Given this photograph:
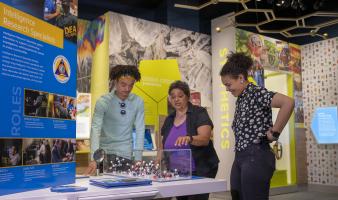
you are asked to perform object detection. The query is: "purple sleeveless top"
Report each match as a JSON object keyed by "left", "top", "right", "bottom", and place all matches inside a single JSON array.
[{"left": 164, "top": 120, "right": 195, "bottom": 171}]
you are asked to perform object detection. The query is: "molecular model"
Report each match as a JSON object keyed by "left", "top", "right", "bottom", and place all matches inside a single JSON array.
[{"left": 106, "top": 156, "right": 190, "bottom": 182}]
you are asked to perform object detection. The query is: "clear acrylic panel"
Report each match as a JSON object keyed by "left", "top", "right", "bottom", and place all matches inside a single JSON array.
[{"left": 102, "top": 149, "right": 192, "bottom": 182}]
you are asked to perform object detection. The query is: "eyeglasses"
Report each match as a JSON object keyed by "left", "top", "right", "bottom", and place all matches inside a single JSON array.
[{"left": 119, "top": 102, "right": 126, "bottom": 115}]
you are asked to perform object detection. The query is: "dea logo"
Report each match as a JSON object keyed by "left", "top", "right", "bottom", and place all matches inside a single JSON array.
[{"left": 53, "top": 55, "right": 71, "bottom": 83}]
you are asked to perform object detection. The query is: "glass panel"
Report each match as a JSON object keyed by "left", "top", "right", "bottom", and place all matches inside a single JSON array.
[
  {"left": 102, "top": 149, "right": 192, "bottom": 182},
  {"left": 265, "top": 70, "right": 293, "bottom": 187}
]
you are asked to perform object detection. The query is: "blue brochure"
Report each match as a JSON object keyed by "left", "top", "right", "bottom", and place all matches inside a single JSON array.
[
  {"left": 51, "top": 185, "right": 88, "bottom": 192},
  {"left": 76, "top": 175, "right": 90, "bottom": 179},
  {"left": 90, "top": 177, "right": 152, "bottom": 188}
]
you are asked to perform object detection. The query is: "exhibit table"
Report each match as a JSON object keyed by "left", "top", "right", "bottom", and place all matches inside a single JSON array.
[{"left": 1, "top": 177, "right": 226, "bottom": 200}]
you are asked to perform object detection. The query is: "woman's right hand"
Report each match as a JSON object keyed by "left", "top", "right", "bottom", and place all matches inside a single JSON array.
[
  {"left": 83, "top": 160, "right": 97, "bottom": 176},
  {"left": 175, "top": 136, "right": 191, "bottom": 147}
]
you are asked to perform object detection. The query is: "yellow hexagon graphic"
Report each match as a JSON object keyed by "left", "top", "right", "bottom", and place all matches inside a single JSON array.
[{"left": 132, "top": 59, "right": 181, "bottom": 130}]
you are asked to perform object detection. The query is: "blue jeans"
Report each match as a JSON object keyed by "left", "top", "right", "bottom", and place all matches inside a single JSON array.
[{"left": 231, "top": 144, "right": 275, "bottom": 200}]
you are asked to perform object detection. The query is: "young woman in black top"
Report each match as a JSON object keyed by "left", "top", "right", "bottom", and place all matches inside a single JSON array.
[{"left": 220, "top": 53, "right": 294, "bottom": 200}]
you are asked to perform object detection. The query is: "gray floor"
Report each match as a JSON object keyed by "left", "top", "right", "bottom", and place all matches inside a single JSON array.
[
  {"left": 269, "top": 191, "right": 338, "bottom": 200},
  {"left": 209, "top": 191, "right": 338, "bottom": 200}
]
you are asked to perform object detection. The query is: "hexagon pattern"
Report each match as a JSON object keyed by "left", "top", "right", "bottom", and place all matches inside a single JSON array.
[{"left": 175, "top": 0, "right": 338, "bottom": 38}]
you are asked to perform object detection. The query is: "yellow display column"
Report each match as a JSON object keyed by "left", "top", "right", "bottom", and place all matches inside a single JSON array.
[{"left": 90, "top": 14, "right": 110, "bottom": 114}]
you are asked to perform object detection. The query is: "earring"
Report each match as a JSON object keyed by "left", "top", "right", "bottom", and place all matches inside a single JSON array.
[{"left": 240, "top": 80, "right": 244, "bottom": 84}]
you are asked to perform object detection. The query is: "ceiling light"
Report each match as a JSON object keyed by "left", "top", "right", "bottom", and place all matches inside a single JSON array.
[
  {"left": 216, "top": 27, "right": 222, "bottom": 32},
  {"left": 298, "top": 0, "right": 306, "bottom": 10},
  {"left": 313, "top": 0, "right": 320, "bottom": 9},
  {"left": 313, "top": 0, "right": 325, "bottom": 10},
  {"left": 282, "top": 0, "right": 292, "bottom": 8},
  {"left": 323, "top": 33, "right": 328, "bottom": 39},
  {"left": 310, "top": 29, "right": 317, "bottom": 36},
  {"left": 276, "top": 0, "right": 284, "bottom": 7},
  {"left": 291, "top": 0, "right": 298, "bottom": 9}
]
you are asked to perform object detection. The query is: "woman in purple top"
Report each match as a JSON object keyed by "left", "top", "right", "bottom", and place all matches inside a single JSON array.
[{"left": 161, "top": 80, "right": 219, "bottom": 200}]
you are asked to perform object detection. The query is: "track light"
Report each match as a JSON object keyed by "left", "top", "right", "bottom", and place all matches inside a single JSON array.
[
  {"left": 275, "top": 0, "right": 307, "bottom": 10},
  {"left": 310, "top": 30, "right": 328, "bottom": 40},
  {"left": 291, "top": 0, "right": 298, "bottom": 9},
  {"left": 313, "top": 0, "right": 325, "bottom": 10},
  {"left": 276, "top": 0, "right": 284, "bottom": 7},
  {"left": 310, "top": 29, "right": 317, "bottom": 36},
  {"left": 298, "top": 0, "right": 306, "bottom": 10},
  {"left": 283, "top": 0, "right": 292, "bottom": 8},
  {"left": 212, "top": 0, "right": 219, "bottom": 4},
  {"left": 323, "top": 33, "right": 328, "bottom": 39}
]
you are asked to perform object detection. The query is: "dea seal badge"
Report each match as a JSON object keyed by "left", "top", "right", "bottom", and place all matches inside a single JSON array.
[{"left": 53, "top": 55, "right": 71, "bottom": 83}]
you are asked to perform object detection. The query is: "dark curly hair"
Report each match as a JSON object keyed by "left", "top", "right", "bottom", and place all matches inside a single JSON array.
[
  {"left": 219, "top": 52, "right": 253, "bottom": 80},
  {"left": 168, "top": 80, "right": 190, "bottom": 98},
  {"left": 109, "top": 65, "right": 141, "bottom": 81}
]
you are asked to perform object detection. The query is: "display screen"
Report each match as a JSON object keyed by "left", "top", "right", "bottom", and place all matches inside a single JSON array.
[{"left": 132, "top": 128, "right": 154, "bottom": 150}]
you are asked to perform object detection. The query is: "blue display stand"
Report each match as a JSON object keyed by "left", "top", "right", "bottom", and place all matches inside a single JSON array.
[{"left": 0, "top": 1, "right": 77, "bottom": 196}]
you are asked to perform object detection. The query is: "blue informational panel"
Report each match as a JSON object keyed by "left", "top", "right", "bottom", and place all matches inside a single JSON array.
[
  {"left": 311, "top": 107, "right": 338, "bottom": 144},
  {"left": 0, "top": 1, "right": 77, "bottom": 196}
]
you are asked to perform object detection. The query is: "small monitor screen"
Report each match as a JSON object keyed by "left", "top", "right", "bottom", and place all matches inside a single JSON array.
[{"left": 132, "top": 128, "right": 154, "bottom": 150}]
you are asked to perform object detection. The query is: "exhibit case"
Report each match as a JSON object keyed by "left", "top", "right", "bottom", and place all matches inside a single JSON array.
[{"left": 101, "top": 149, "right": 192, "bottom": 182}]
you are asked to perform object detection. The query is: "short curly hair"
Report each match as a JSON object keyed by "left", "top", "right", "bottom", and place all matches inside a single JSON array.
[
  {"left": 219, "top": 52, "right": 253, "bottom": 80},
  {"left": 109, "top": 65, "right": 141, "bottom": 81},
  {"left": 168, "top": 80, "right": 190, "bottom": 98}
]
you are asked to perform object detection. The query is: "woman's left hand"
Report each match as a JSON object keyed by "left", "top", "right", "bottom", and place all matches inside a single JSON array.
[
  {"left": 175, "top": 136, "right": 191, "bottom": 147},
  {"left": 266, "top": 130, "right": 274, "bottom": 142},
  {"left": 266, "top": 128, "right": 277, "bottom": 142}
]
